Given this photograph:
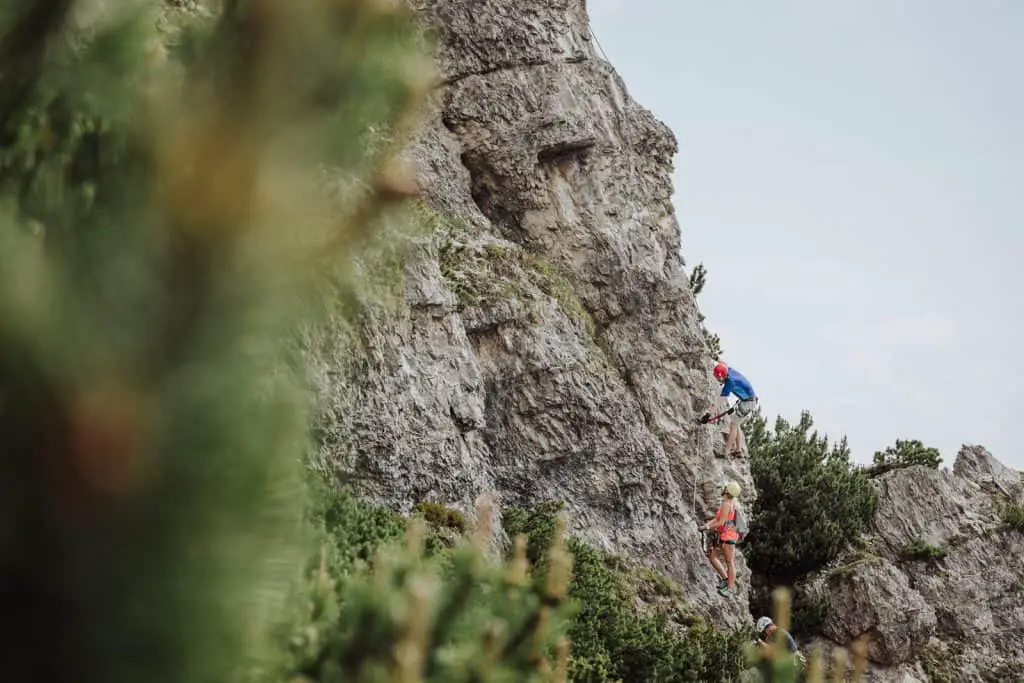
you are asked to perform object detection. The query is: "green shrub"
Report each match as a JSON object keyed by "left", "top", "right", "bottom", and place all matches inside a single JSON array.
[
  {"left": 312, "top": 479, "right": 407, "bottom": 569},
  {"left": 503, "top": 501, "right": 750, "bottom": 682},
  {"left": 435, "top": 224, "right": 594, "bottom": 336},
  {"left": 998, "top": 502, "right": 1024, "bottom": 532},
  {"left": 414, "top": 500, "right": 468, "bottom": 533},
  {"left": 268, "top": 487, "right": 575, "bottom": 683},
  {"left": 743, "top": 412, "right": 878, "bottom": 585},
  {"left": 900, "top": 540, "right": 948, "bottom": 563},
  {"left": 866, "top": 438, "right": 942, "bottom": 476},
  {"left": 824, "top": 550, "right": 883, "bottom": 583},
  {"left": 789, "top": 590, "right": 829, "bottom": 637}
]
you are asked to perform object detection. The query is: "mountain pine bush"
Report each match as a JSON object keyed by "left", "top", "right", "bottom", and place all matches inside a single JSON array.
[
  {"left": 743, "top": 412, "right": 878, "bottom": 584},
  {"left": 866, "top": 438, "right": 942, "bottom": 476},
  {"left": 263, "top": 480, "right": 576, "bottom": 683}
]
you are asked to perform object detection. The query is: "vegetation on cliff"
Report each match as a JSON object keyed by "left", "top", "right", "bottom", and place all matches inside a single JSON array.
[
  {"left": 865, "top": 438, "right": 943, "bottom": 477},
  {"left": 744, "top": 412, "right": 879, "bottom": 586},
  {"left": 742, "top": 411, "right": 877, "bottom": 642}
]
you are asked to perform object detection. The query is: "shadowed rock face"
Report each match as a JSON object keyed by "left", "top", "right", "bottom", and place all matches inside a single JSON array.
[
  {"left": 305, "top": 0, "right": 755, "bottom": 627},
  {"left": 805, "top": 445, "right": 1024, "bottom": 682}
]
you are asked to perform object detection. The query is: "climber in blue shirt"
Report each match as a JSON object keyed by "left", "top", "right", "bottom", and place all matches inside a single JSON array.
[
  {"left": 755, "top": 617, "right": 805, "bottom": 670},
  {"left": 701, "top": 362, "right": 758, "bottom": 457}
]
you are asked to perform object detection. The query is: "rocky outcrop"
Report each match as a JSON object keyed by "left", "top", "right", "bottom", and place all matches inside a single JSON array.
[
  {"left": 820, "top": 558, "right": 937, "bottom": 666},
  {"left": 805, "top": 446, "right": 1024, "bottom": 682},
  {"left": 954, "top": 444, "right": 1024, "bottom": 500},
  {"left": 303, "top": 0, "right": 754, "bottom": 627}
]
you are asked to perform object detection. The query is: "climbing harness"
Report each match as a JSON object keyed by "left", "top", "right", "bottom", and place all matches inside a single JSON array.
[{"left": 700, "top": 527, "right": 721, "bottom": 553}]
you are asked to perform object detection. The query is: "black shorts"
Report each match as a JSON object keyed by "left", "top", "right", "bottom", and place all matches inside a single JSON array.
[{"left": 707, "top": 532, "right": 735, "bottom": 548}]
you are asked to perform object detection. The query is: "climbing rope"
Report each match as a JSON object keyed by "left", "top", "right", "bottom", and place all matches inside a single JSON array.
[{"left": 588, "top": 25, "right": 611, "bottom": 62}]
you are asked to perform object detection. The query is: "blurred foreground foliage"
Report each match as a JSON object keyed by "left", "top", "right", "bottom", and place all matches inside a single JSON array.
[
  {"left": 268, "top": 480, "right": 577, "bottom": 683},
  {"left": 0, "top": 0, "right": 431, "bottom": 680}
]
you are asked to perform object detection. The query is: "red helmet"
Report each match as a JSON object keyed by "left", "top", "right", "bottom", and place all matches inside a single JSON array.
[{"left": 713, "top": 362, "right": 728, "bottom": 381}]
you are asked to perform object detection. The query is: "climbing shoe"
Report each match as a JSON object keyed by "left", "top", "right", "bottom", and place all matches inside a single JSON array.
[
  {"left": 717, "top": 584, "right": 733, "bottom": 597},
  {"left": 717, "top": 577, "right": 728, "bottom": 591}
]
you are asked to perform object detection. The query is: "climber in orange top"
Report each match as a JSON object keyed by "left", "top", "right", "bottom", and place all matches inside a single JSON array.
[{"left": 703, "top": 480, "right": 741, "bottom": 597}]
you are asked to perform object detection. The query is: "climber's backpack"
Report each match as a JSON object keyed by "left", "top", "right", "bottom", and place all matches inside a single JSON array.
[{"left": 734, "top": 504, "right": 749, "bottom": 542}]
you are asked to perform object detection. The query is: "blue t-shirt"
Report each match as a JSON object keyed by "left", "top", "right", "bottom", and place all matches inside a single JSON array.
[
  {"left": 720, "top": 367, "right": 756, "bottom": 400},
  {"left": 773, "top": 629, "right": 798, "bottom": 653}
]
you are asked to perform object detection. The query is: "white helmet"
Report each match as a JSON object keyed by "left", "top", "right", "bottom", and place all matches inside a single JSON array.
[{"left": 756, "top": 616, "right": 773, "bottom": 633}]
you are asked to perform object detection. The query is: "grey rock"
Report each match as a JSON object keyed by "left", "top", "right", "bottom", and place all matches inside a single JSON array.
[
  {"left": 869, "top": 464, "right": 992, "bottom": 555},
  {"left": 800, "top": 639, "right": 933, "bottom": 683},
  {"left": 817, "top": 558, "right": 936, "bottom": 666},
  {"left": 953, "top": 443, "right": 1024, "bottom": 501},
  {"left": 302, "top": 0, "right": 755, "bottom": 628},
  {"left": 808, "top": 446, "right": 1024, "bottom": 680}
]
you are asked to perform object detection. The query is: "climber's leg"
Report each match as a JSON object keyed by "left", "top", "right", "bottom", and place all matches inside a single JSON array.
[
  {"left": 722, "top": 542, "right": 736, "bottom": 593},
  {"left": 728, "top": 398, "right": 756, "bottom": 456},
  {"left": 711, "top": 557, "right": 728, "bottom": 590},
  {"left": 706, "top": 541, "right": 727, "bottom": 582},
  {"left": 726, "top": 421, "right": 741, "bottom": 455},
  {"left": 706, "top": 547, "right": 726, "bottom": 580}
]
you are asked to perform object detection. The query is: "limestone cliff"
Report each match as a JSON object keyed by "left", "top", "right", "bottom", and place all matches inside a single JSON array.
[
  {"left": 803, "top": 445, "right": 1024, "bottom": 682},
  {"left": 304, "top": 0, "right": 755, "bottom": 628}
]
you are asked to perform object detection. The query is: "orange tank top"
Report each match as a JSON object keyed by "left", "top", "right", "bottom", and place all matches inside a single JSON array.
[{"left": 717, "top": 503, "right": 738, "bottom": 541}]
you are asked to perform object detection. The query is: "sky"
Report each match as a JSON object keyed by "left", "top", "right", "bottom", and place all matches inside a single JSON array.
[{"left": 587, "top": 0, "right": 1024, "bottom": 470}]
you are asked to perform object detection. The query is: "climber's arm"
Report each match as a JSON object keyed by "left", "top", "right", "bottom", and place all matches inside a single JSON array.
[{"left": 704, "top": 508, "right": 722, "bottom": 530}]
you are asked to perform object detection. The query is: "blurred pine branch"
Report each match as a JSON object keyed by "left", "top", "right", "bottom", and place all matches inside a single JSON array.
[{"left": 0, "top": 1, "right": 431, "bottom": 681}]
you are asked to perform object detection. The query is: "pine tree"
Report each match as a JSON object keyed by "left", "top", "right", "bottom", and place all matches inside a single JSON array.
[
  {"left": 867, "top": 438, "right": 942, "bottom": 476},
  {"left": 688, "top": 262, "right": 722, "bottom": 359},
  {"left": 268, "top": 493, "right": 576, "bottom": 683},
  {"left": 743, "top": 412, "right": 878, "bottom": 583}
]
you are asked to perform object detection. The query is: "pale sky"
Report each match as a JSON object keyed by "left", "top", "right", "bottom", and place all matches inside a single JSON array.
[{"left": 588, "top": 1, "right": 1023, "bottom": 470}]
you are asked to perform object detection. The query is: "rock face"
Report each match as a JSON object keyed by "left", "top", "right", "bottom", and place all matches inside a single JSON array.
[
  {"left": 305, "top": 0, "right": 755, "bottom": 627},
  {"left": 805, "top": 446, "right": 1024, "bottom": 682},
  {"left": 820, "top": 559, "right": 937, "bottom": 666}
]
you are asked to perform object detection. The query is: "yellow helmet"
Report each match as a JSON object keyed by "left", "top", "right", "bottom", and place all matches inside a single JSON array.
[{"left": 723, "top": 481, "right": 741, "bottom": 498}]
